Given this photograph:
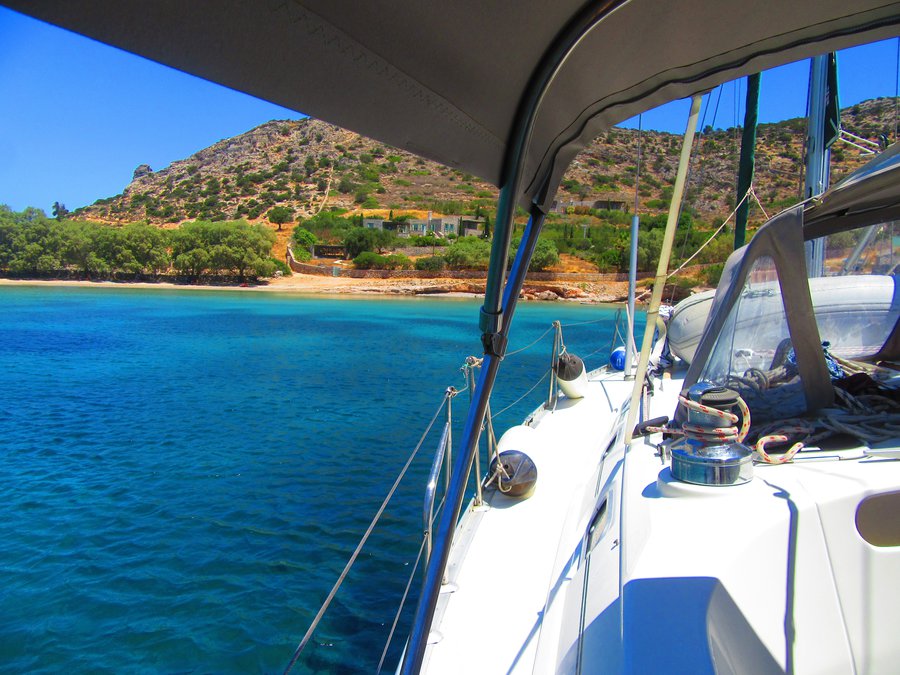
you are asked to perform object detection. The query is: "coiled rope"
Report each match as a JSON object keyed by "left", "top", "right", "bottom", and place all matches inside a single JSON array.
[
  {"left": 645, "top": 393, "right": 808, "bottom": 464},
  {"left": 679, "top": 395, "right": 751, "bottom": 445}
]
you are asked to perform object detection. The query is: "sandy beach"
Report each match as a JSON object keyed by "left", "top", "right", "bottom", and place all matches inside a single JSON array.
[{"left": 0, "top": 274, "right": 633, "bottom": 303}]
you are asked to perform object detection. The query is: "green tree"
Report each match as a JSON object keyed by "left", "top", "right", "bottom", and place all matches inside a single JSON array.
[
  {"left": 52, "top": 202, "right": 69, "bottom": 221},
  {"left": 527, "top": 238, "right": 560, "bottom": 271},
  {"left": 343, "top": 227, "right": 379, "bottom": 258},
  {"left": 298, "top": 210, "right": 355, "bottom": 241},
  {"left": 173, "top": 247, "right": 210, "bottom": 279},
  {"left": 509, "top": 236, "right": 559, "bottom": 272},
  {"left": 58, "top": 222, "right": 97, "bottom": 278},
  {"left": 170, "top": 220, "right": 275, "bottom": 280},
  {"left": 444, "top": 237, "right": 491, "bottom": 270},
  {"left": 0, "top": 210, "right": 63, "bottom": 274},
  {"left": 121, "top": 222, "right": 170, "bottom": 275},
  {"left": 292, "top": 226, "right": 318, "bottom": 261},
  {"left": 267, "top": 205, "right": 293, "bottom": 231}
]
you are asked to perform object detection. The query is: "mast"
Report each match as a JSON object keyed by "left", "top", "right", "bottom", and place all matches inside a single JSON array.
[
  {"left": 624, "top": 116, "right": 643, "bottom": 378},
  {"left": 804, "top": 53, "right": 839, "bottom": 276},
  {"left": 734, "top": 73, "right": 761, "bottom": 249}
]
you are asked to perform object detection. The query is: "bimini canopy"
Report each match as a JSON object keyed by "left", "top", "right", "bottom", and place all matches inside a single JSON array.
[{"left": 4, "top": 1, "right": 900, "bottom": 208}]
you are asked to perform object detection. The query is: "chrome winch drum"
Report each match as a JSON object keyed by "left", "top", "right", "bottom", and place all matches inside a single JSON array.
[{"left": 671, "top": 382, "right": 754, "bottom": 487}]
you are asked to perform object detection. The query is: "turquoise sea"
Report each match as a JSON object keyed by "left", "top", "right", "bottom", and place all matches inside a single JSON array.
[{"left": 0, "top": 285, "right": 639, "bottom": 673}]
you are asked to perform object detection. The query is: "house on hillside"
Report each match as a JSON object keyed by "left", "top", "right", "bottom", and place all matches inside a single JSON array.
[
  {"left": 593, "top": 193, "right": 631, "bottom": 211},
  {"left": 428, "top": 215, "right": 460, "bottom": 236},
  {"left": 392, "top": 215, "right": 467, "bottom": 237},
  {"left": 362, "top": 218, "right": 384, "bottom": 229},
  {"left": 460, "top": 217, "right": 485, "bottom": 237},
  {"left": 408, "top": 218, "right": 429, "bottom": 235},
  {"left": 552, "top": 193, "right": 630, "bottom": 213},
  {"left": 382, "top": 220, "right": 410, "bottom": 236}
]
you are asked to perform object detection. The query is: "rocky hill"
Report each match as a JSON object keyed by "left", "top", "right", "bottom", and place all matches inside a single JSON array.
[{"left": 73, "top": 98, "right": 899, "bottom": 229}]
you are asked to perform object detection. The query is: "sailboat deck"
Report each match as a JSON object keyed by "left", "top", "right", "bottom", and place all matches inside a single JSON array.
[
  {"left": 422, "top": 368, "right": 900, "bottom": 673},
  {"left": 422, "top": 370, "right": 637, "bottom": 673}
]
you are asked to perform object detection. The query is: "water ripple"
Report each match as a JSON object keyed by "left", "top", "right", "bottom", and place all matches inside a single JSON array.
[{"left": 0, "top": 286, "right": 626, "bottom": 672}]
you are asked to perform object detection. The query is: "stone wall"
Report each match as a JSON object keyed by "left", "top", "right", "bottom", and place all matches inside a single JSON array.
[{"left": 394, "top": 246, "right": 449, "bottom": 257}]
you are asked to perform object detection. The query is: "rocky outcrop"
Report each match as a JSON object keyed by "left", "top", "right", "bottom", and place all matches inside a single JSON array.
[{"left": 132, "top": 164, "right": 153, "bottom": 180}]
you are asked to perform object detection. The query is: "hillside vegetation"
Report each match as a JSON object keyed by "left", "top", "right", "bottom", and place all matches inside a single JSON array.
[
  {"left": 13, "top": 97, "right": 899, "bottom": 280},
  {"left": 74, "top": 98, "right": 895, "bottom": 225},
  {"left": 0, "top": 207, "right": 286, "bottom": 282}
]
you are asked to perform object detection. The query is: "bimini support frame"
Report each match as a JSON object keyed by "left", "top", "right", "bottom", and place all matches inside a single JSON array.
[
  {"left": 623, "top": 93, "right": 703, "bottom": 444},
  {"left": 401, "top": 1, "right": 628, "bottom": 672}
]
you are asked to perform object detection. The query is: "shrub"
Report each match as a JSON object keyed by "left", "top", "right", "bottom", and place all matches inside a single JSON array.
[
  {"left": 270, "top": 257, "right": 292, "bottom": 275},
  {"left": 353, "top": 251, "right": 386, "bottom": 269},
  {"left": 445, "top": 237, "right": 491, "bottom": 269},
  {"left": 703, "top": 263, "right": 724, "bottom": 286},
  {"left": 527, "top": 238, "right": 560, "bottom": 271},
  {"left": 509, "top": 237, "right": 559, "bottom": 271},
  {"left": 415, "top": 256, "right": 446, "bottom": 271},
  {"left": 361, "top": 196, "right": 380, "bottom": 209},
  {"left": 383, "top": 253, "right": 412, "bottom": 270},
  {"left": 408, "top": 235, "right": 447, "bottom": 247}
]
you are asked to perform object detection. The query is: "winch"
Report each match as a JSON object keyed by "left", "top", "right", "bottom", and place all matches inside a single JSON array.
[{"left": 670, "top": 382, "right": 754, "bottom": 486}]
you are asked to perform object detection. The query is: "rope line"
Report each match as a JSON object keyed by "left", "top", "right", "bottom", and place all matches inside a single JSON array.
[
  {"left": 748, "top": 185, "right": 769, "bottom": 220},
  {"left": 635, "top": 185, "right": 756, "bottom": 303},
  {"left": 646, "top": 393, "right": 813, "bottom": 465},
  {"left": 559, "top": 317, "right": 613, "bottom": 328},
  {"left": 506, "top": 325, "right": 554, "bottom": 357},
  {"left": 490, "top": 369, "right": 550, "bottom": 420}
]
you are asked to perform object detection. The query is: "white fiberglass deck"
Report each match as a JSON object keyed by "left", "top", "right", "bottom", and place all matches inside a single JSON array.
[
  {"left": 421, "top": 369, "right": 636, "bottom": 673},
  {"left": 421, "top": 368, "right": 900, "bottom": 673}
]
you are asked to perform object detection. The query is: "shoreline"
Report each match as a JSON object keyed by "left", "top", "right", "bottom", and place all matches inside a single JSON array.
[{"left": 0, "top": 274, "right": 634, "bottom": 304}]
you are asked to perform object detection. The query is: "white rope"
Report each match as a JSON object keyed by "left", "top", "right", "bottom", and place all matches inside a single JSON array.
[
  {"left": 661, "top": 189, "right": 749, "bottom": 284},
  {"left": 634, "top": 183, "right": 773, "bottom": 303},
  {"left": 748, "top": 185, "right": 769, "bottom": 221}
]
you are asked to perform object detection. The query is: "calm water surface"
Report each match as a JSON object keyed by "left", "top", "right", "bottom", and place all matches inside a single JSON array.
[{"left": 0, "top": 285, "right": 639, "bottom": 673}]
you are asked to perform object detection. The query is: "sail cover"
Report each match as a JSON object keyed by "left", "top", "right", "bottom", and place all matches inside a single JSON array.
[{"left": 3, "top": 0, "right": 900, "bottom": 208}]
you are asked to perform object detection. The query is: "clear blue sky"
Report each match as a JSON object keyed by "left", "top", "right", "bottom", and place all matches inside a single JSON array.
[{"left": 1, "top": 6, "right": 899, "bottom": 213}]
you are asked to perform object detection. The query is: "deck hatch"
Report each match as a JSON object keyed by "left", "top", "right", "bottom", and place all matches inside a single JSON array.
[{"left": 856, "top": 491, "right": 900, "bottom": 546}]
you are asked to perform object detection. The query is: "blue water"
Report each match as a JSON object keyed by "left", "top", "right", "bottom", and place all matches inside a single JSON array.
[{"left": 0, "top": 286, "right": 639, "bottom": 673}]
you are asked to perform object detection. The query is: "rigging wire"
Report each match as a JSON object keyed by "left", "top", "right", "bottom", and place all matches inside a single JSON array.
[
  {"left": 633, "top": 112, "right": 643, "bottom": 215},
  {"left": 505, "top": 325, "right": 555, "bottom": 357},
  {"left": 634, "top": 184, "right": 760, "bottom": 303},
  {"left": 490, "top": 369, "right": 551, "bottom": 420},
  {"left": 375, "top": 536, "right": 427, "bottom": 674},
  {"left": 559, "top": 317, "right": 615, "bottom": 328},
  {"left": 282, "top": 393, "right": 451, "bottom": 675},
  {"left": 895, "top": 36, "right": 900, "bottom": 142}
]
